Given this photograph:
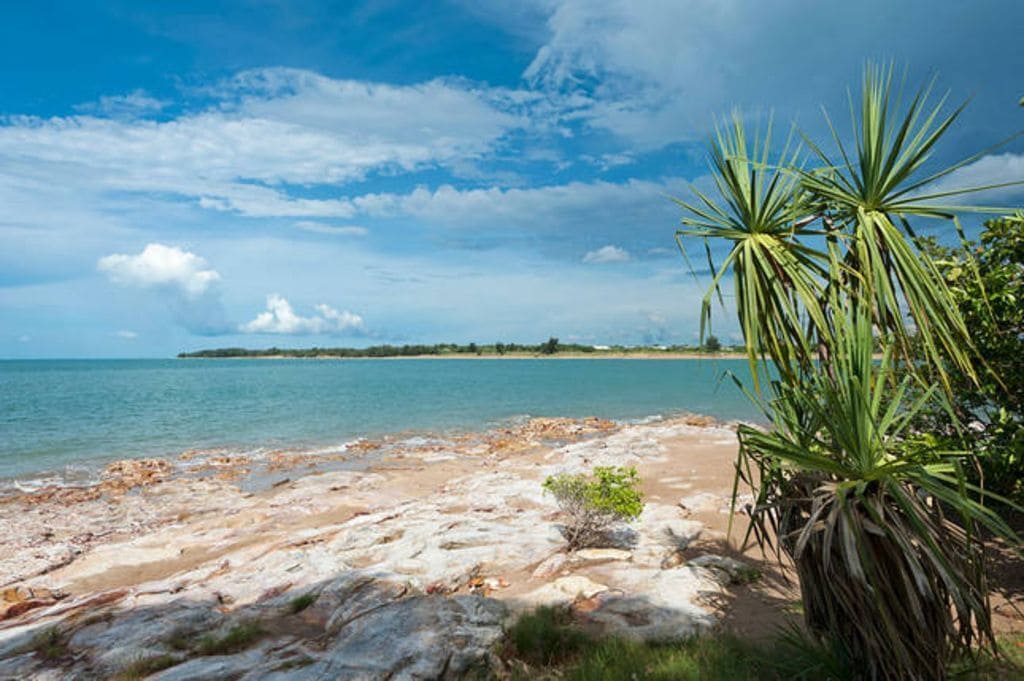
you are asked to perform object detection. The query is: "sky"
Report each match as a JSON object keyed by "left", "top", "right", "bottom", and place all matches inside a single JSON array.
[{"left": 1, "top": 0, "right": 1022, "bottom": 358}]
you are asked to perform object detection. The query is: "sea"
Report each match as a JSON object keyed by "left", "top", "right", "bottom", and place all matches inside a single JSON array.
[{"left": 0, "top": 358, "right": 760, "bottom": 490}]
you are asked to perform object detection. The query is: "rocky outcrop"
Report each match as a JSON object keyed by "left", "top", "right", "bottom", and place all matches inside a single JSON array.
[{"left": 0, "top": 416, "right": 749, "bottom": 680}]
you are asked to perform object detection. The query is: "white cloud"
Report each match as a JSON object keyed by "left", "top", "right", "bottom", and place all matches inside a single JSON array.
[
  {"left": 515, "top": 0, "right": 1022, "bottom": 150},
  {"left": 583, "top": 244, "right": 631, "bottom": 263},
  {"left": 354, "top": 177, "right": 688, "bottom": 233},
  {"left": 76, "top": 89, "right": 168, "bottom": 118},
  {"left": 240, "top": 294, "right": 366, "bottom": 335},
  {"left": 923, "top": 153, "right": 1024, "bottom": 203},
  {"left": 116, "top": 330, "right": 138, "bottom": 339},
  {"left": 97, "top": 243, "right": 221, "bottom": 298},
  {"left": 294, "top": 221, "right": 369, "bottom": 236},
  {"left": 0, "top": 68, "right": 531, "bottom": 219}
]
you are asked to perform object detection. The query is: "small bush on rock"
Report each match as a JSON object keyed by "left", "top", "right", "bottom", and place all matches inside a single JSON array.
[{"left": 543, "top": 466, "right": 643, "bottom": 550}]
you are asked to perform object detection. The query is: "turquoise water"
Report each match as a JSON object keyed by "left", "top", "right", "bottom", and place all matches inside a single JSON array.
[{"left": 0, "top": 358, "right": 758, "bottom": 483}]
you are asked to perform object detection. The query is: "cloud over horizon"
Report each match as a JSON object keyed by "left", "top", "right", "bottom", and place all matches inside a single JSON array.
[
  {"left": 240, "top": 294, "right": 367, "bottom": 336},
  {"left": 97, "top": 243, "right": 221, "bottom": 298},
  {"left": 1, "top": 0, "right": 1021, "bottom": 357}
]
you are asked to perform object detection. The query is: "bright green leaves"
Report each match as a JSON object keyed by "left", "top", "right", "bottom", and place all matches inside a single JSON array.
[
  {"left": 674, "top": 113, "right": 828, "bottom": 388},
  {"left": 543, "top": 466, "right": 644, "bottom": 551}
]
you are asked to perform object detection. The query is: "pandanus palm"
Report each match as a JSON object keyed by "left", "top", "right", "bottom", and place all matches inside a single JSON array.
[{"left": 675, "top": 65, "right": 1022, "bottom": 679}]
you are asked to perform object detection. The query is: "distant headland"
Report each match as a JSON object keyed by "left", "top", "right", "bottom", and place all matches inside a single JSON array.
[{"left": 177, "top": 336, "right": 742, "bottom": 359}]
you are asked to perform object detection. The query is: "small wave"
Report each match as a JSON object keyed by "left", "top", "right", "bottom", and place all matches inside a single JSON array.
[{"left": 626, "top": 413, "right": 665, "bottom": 425}]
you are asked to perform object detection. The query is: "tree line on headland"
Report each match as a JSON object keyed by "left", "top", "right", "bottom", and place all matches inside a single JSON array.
[{"left": 177, "top": 336, "right": 731, "bottom": 358}]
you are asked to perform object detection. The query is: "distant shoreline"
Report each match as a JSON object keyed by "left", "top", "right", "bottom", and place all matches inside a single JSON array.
[{"left": 178, "top": 351, "right": 746, "bottom": 361}]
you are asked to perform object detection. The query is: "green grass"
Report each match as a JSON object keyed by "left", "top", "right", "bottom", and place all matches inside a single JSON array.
[
  {"left": 194, "top": 620, "right": 265, "bottom": 656},
  {"left": 286, "top": 592, "right": 318, "bottom": 614},
  {"left": 26, "top": 626, "right": 69, "bottom": 662},
  {"left": 505, "top": 607, "right": 775, "bottom": 679},
  {"left": 504, "top": 608, "right": 1023, "bottom": 680},
  {"left": 164, "top": 626, "right": 196, "bottom": 652},
  {"left": 505, "top": 606, "right": 591, "bottom": 666},
  {"left": 952, "top": 634, "right": 1024, "bottom": 680},
  {"left": 731, "top": 566, "right": 763, "bottom": 585},
  {"left": 562, "top": 636, "right": 771, "bottom": 681},
  {"left": 115, "top": 654, "right": 180, "bottom": 679}
]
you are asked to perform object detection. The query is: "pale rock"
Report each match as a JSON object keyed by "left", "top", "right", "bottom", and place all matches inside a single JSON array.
[
  {"left": 678, "top": 492, "right": 722, "bottom": 513},
  {"left": 521, "top": 575, "right": 608, "bottom": 607},
  {"left": 571, "top": 548, "right": 631, "bottom": 563},
  {"left": 687, "top": 554, "right": 754, "bottom": 584},
  {"left": 531, "top": 553, "right": 567, "bottom": 578},
  {"left": 69, "top": 601, "right": 223, "bottom": 672},
  {"left": 0, "top": 652, "right": 39, "bottom": 680},
  {"left": 581, "top": 564, "right": 719, "bottom": 641},
  {"left": 630, "top": 504, "right": 704, "bottom": 567},
  {"left": 151, "top": 648, "right": 267, "bottom": 681},
  {"left": 302, "top": 595, "right": 506, "bottom": 680}
]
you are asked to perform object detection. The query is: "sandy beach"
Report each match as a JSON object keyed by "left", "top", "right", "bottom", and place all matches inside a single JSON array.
[
  {"left": 0, "top": 415, "right": 783, "bottom": 678},
  {"left": 0, "top": 415, "right": 1019, "bottom": 679}
]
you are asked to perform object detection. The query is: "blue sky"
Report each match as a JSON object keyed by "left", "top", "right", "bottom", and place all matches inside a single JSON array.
[{"left": 1, "top": 1, "right": 1022, "bottom": 358}]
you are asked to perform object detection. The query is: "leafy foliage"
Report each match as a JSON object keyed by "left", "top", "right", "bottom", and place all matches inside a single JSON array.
[
  {"left": 543, "top": 466, "right": 643, "bottom": 551},
  {"left": 541, "top": 337, "right": 560, "bottom": 355},
  {"left": 675, "top": 64, "right": 1022, "bottom": 680},
  {"left": 912, "top": 215, "right": 1024, "bottom": 503}
]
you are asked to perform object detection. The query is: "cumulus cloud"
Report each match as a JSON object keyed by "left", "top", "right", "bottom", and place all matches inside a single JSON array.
[
  {"left": 294, "top": 221, "right": 369, "bottom": 236},
  {"left": 241, "top": 294, "right": 367, "bottom": 335},
  {"left": 583, "top": 245, "right": 631, "bottom": 263},
  {"left": 97, "top": 244, "right": 230, "bottom": 335},
  {"left": 97, "top": 243, "right": 221, "bottom": 298}
]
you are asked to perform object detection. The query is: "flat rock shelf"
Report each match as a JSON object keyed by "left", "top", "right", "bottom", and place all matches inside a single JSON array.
[{"left": 0, "top": 415, "right": 777, "bottom": 680}]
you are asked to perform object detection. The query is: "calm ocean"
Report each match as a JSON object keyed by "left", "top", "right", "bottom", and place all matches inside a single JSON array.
[{"left": 0, "top": 358, "right": 758, "bottom": 484}]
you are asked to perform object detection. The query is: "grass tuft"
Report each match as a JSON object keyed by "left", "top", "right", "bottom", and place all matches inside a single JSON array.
[
  {"left": 195, "top": 620, "right": 265, "bottom": 656},
  {"left": 115, "top": 654, "right": 180, "bottom": 680},
  {"left": 163, "top": 626, "right": 196, "bottom": 652},
  {"left": 731, "top": 566, "right": 763, "bottom": 585},
  {"left": 505, "top": 606, "right": 591, "bottom": 666},
  {"left": 28, "top": 626, "right": 69, "bottom": 661},
  {"left": 286, "top": 592, "right": 318, "bottom": 614}
]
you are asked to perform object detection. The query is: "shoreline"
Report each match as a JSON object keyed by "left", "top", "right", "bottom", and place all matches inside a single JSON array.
[
  {"left": 0, "top": 411, "right": 722, "bottom": 498},
  {"left": 178, "top": 352, "right": 748, "bottom": 360},
  {"left": 0, "top": 413, "right": 1018, "bottom": 679},
  {"left": 0, "top": 414, "right": 788, "bottom": 677},
  {"left": 0, "top": 405, "right": 765, "bottom": 497}
]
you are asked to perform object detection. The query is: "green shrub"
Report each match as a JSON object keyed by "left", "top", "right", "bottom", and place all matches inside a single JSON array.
[{"left": 543, "top": 466, "right": 643, "bottom": 550}]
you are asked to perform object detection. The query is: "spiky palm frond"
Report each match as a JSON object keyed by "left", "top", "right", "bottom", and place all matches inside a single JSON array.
[
  {"left": 799, "top": 63, "right": 1022, "bottom": 387},
  {"left": 735, "top": 303, "right": 1019, "bottom": 680},
  {"left": 674, "top": 113, "right": 829, "bottom": 387}
]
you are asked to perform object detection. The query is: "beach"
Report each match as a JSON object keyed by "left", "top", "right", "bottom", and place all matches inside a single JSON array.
[
  {"left": 0, "top": 414, "right": 804, "bottom": 678},
  {"left": 2, "top": 412, "right": 1021, "bottom": 679}
]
